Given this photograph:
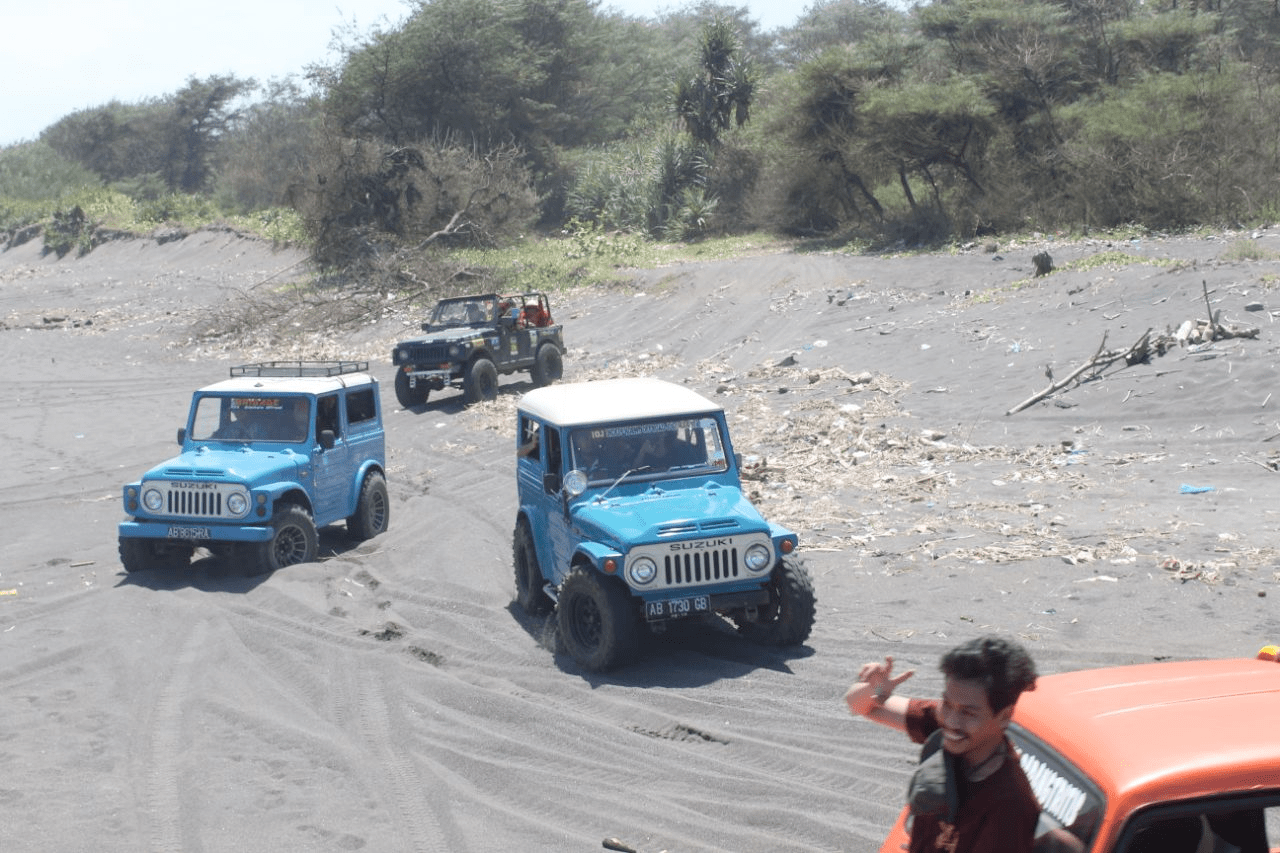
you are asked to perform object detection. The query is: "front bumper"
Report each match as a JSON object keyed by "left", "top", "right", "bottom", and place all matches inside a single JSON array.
[
  {"left": 401, "top": 366, "right": 457, "bottom": 384},
  {"left": 118, "top": 519, "right": 274, "bottom": 543}
]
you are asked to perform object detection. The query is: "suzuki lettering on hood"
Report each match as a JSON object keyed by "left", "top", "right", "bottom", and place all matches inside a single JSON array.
[{"left": 669, "top": 538, "right": 732, "bottom": 551}]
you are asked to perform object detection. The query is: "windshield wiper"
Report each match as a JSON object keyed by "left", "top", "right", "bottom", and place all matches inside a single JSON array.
[{"left": 595, "top": 466, "right": 650, "bottom": 502}]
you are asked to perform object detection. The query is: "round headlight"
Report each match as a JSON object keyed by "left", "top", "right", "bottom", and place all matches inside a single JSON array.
[
  {"left": 563, "top": 469, "right": 588, "bottom": 498},
  {"left": 629, "top": 556, "right": 657, "bottom": 585},
  {"left": 744, "top": 543, "right": 772, "bottom": 572},
  {"left": 226, "top": 492, "right": 248, "bottom": 515},
  {"left": 449, "top": 343, "right": 467, "bottom": 359},
  {"left": 394, "top": 348, "right": 408, "bottom": 364},
  {"left": 142, "top": 488, "right": 164, "bottom": 512}
]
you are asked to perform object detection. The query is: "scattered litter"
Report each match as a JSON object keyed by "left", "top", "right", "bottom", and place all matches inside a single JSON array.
[
  {"left": 1179, "top": 484, "right": 1214, "bottom": 494},
  {"left": 0, "top": 589, "right": 17, "bottom": 597},
  {"left": 1074, "top": 575, "right": 1118, "bottom": 583}
]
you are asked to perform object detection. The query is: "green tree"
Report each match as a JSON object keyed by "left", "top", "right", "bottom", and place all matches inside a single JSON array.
[
  {"left": 673, "top": 16, "right": 756, "bottom": 148},
  {"left": 41, "top": 100, "right": 165, "bottom": 184},
  {"left": 1060, "top": 66, "right": 1268, "bottom": 227},
  {"left": 215, "top": 77, "right": 320, "bottom": 212},
  {"left": 0, "top": 140, "right": 101, "bottom": 201},
  {"left": 777, "top": 0, "right": 909, "bottom": 67},
  {"left": 41, "top": 75, "right": 254, "bottom": 195},
  {"left": 164, "top": 75, "right": 256, "bottom": 193},
  {"left": 860, "top": 77, "right": 997, "bottom": 212},
  {"left": 324, "top": 0, "right": 669, "bottom": 154}
]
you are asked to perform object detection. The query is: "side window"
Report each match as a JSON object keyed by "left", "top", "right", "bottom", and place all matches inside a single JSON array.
[
  {"left": 1120, "top": 800, "right": 1280, "bottom": 853},
  {"left": 318, "top": 394, "right": 341, "bottom": 439},
  {"left": 518, "top": 416, "right": 540, "bottom": 461},
  {"left": 346, "top": 387, "right": 376, "bottom": 427}
]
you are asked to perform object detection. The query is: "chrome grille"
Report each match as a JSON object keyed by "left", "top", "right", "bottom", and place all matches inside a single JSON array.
[
  {"left": 664, "top": 548, "right": 738, "bottom": 584},
  {"left": 167, "top": 489, "right": 224, "bottom": 516},
  {"left": 143, "top": 481, "right": 248, "bottom": 520},
  {"left": 626, "top": 532, "right": 775, "bottom": 591}
]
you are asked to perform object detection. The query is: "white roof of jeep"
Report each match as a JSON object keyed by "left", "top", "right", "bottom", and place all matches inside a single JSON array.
[
  {"left": 518, "top": 377, "right": 722, "bottom": 426},
  {"left": 199, "top": 374, "right": 375, "bottom": 396}
]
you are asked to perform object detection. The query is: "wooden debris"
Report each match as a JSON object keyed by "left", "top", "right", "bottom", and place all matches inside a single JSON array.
[{"left": 1008, "top": 282, "right": 1261, "bottom": 415}]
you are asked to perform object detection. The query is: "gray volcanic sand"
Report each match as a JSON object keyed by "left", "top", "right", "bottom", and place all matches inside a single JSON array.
[{"left": 2, "top": 228, "right": 1278, "bottom": 851}]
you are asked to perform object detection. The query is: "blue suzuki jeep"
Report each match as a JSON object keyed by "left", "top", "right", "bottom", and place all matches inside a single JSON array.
[
  {"left": 391, "top": 291, "right": 565, "bottom": 407},
  {"left": 513, "top": 377, "right": 816, "bottom": 671},
  {"left": 118, "top": 361, "right": 389, "bottom": 575}
]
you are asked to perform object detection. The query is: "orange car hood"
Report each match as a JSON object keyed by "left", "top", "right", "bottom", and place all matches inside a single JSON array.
[{"left": 1014, "top": 657, "right": 1280, "bottom": 812}]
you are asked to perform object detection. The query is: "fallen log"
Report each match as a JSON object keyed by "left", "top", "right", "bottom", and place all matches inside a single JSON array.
[{"left": 1006, "top": 328, "right": 1173, "bottom": 415}]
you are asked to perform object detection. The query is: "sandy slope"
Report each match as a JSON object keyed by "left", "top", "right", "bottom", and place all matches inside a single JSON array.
[{"left": 1, "top": 229, "right": 1278, "bottom": 852}]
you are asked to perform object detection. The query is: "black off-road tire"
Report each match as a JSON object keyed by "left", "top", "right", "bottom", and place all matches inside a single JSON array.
[
  {"left": 118, "top": 537, "right": 194, "bottom": 573},
  {"left": 530, "top": 344, "right": 564, "bottom": 387},
  {"left": 733, "top": 554, "right": 816, "bottom": 646},
  {"left": 513, "top": 520, "right": 553, "bottom": 616},
  {"left": 394, "top": 369, "right": 429, "bottom": 408},
  {"left": 556, "top": 566, "right": 639, "bottom": 672},
  {"left": 346, "top": 471, "right": 390, "bottom": 541},
  {"left": 245, "top": 504, "right": 318, "bottom": 575},
  {"left": 464, "top": 358, "right": 499, "bottom": 403}
]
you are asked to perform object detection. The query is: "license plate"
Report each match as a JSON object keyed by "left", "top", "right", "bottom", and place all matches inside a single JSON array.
[
  {"left": 167, "top": 525, "right": 212, "bottom": 540},
  {"left": 645, "top": 595, "right": 709, "bottom": 620}
]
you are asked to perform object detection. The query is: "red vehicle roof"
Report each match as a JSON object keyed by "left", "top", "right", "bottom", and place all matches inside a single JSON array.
[{"left": 1014, "top": 657, "right": 1280, "bottom": 817}]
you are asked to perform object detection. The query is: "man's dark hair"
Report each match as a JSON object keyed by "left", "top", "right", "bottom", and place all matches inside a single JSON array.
[{"left": 940, "top": 635, "right": 1038, "bottom": 712}]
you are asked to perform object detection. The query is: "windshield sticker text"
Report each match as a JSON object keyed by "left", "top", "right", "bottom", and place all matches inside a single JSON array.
[{"left": 1020, "top": 750, "right": 1088, "bottom": 828}]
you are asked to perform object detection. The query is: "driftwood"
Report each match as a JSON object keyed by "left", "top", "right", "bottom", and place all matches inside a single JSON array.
[
  {"left": 1199, "top": 279, "right": 1260, "bottom": 341},
  {"left": 1006, "top": 329, "right": 1173, "bottom": 415},
  {"left": 1007, "top": 281, "right": 1261, "bottom": 415}
]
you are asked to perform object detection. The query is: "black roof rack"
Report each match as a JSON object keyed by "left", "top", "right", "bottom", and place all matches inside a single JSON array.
[{"left": 230, "top": 361, "right": 369, "bottom": 378}]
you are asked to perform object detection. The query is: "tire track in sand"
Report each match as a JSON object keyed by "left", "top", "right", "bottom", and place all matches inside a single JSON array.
[{"left": 141, "top": 617, "right": 208, "bottom": 853}]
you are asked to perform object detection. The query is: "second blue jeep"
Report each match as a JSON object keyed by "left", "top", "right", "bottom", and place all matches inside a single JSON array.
[
  {"left": 118, "top": 361, "right": 389, "bottom": 575},
  {"left": 513, "top": 377, "right": 816, "bottom": 671}
]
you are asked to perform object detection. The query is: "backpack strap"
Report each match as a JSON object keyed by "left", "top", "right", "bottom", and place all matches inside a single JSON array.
[{"left": 918, "top": 728, "right": 960, "bottom": 824}]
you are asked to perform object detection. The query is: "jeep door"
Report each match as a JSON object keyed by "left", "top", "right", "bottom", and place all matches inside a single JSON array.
[
  {"left": 311, "top": 393, "right": 355, "bottom": 527},
  {"left": 517, "top": 420, "right": 575, "bottom": 584}
]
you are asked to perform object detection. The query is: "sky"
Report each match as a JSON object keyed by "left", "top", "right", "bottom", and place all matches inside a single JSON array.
[{"left": 1, "top": 0, "right": 805, "bottom": 148}]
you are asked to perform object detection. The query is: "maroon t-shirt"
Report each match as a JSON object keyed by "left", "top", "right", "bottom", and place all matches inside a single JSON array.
[{"left": 903, "top": 699, "right": 1040, "bottom": 853}]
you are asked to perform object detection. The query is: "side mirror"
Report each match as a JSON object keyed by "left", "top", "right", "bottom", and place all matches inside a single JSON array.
[
  {"left": 177, "top": 427, "right": 187, "bottom": 445},
  {"left": 542, "top": 471, "right": 561, "bottom": 494},
  {"left": 420, "top": 322, "right": 431, "bottom": 331},
  {"left": 319, "top": 429, "right": 336, "bottom": 449},
  {"left": 734, "top": 452, "right": 742, "bottom": 469}
]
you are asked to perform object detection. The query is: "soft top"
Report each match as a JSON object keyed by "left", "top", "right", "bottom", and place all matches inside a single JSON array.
[{"left": 518, "top": 377, "right": 722, "bottom": 426}]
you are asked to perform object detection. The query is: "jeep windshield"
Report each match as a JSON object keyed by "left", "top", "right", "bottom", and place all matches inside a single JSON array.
[
  {"left": 569, "top": 416, "right": 729, "bottom": 485},
  {"left": 429, "top": 296, "right": 496, "bottom": 328},
  {"left": 190, "top": 395, "right": 310, "bottom": 443}
]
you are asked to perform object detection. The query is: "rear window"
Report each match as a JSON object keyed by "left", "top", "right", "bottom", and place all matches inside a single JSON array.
[{"left": 1009, "top": 723, "right": 1105, "bottom": 852}]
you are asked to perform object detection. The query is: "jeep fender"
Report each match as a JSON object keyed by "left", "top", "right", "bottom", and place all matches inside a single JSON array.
[
  {"left": 767, "top": 522, "right": 799, "bottom": 556},
  {"left": 570, "top": 541, "right": 626, "bottom": 578},
  {"left": 346, "top": 460, "right": 385, "bottom": 510},
  {"left": 258, "top": 482, "right": 313, "bottom": 516}
]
